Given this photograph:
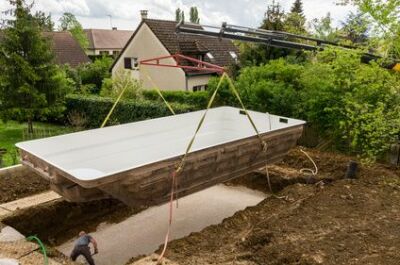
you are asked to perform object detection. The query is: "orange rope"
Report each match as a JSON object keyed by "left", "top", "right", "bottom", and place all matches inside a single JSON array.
[{"left": 158, "top": 170, "right": 179, "bottom": 260}]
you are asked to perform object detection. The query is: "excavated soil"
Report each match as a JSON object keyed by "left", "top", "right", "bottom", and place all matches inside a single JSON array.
[
  {"left": 0, "top": 170, "right": 49, "bottom": 203},
  {"left": 149, "top": 148, "right": 400, "bottom": 265}
]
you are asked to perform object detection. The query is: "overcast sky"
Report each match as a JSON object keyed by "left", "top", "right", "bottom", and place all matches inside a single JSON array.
[{"left": 0, "top": 0, "right": 355, "bottom": 30}]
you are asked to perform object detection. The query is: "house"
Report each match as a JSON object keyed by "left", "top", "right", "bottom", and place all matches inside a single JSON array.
[
  {"left": 111, "top": 13, "right": 239, "bottom": 91},
  {"left": 85, "top": 28, "right": 134, "bottom": 57},
  {"left": 44, "top": 32, "right": 91, "bottom": 68},
  {"left": 0, "top": 31, "right": 90, "bottom": 68}
]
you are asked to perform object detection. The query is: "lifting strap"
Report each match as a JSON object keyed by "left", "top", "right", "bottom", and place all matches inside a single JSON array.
[
  {"left": 101, "top": 68, "right": 176, "bottom": 128},
  {"left": 101, "top": 81, "right": 131, "bottom": 128},
  {"left": 99, "top": 68, "right": 268, "bottom": 262},
  {"left": 158, "top": 72, "right": 268, "bottom": 261},
  {"left": 141, "top": 66, "right": 176, "bottom": 116}
]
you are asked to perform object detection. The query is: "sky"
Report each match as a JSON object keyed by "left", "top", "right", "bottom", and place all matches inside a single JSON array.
[{"left": 0, "top": 0, "right": 356, "bottom": 30}]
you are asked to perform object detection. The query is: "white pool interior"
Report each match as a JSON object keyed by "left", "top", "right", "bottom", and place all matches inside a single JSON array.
[{"left": 16, "top": 107, "right": 305, "bottom": 181}]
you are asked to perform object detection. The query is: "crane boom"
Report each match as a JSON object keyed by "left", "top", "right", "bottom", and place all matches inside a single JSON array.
[{"left": 176, "top": 22, "right": 398, "bottom": 70}]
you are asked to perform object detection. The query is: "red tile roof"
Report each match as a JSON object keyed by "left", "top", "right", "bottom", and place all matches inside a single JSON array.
[
  {"left": 144, "top": 19, "right": 238, "bottom": 67},
  {"left": 85, "top": 29, "right": 134, "bottom": 50},
  {"left": 0, "top": 31, "right": 90, "bottom": 68},
  {"left": 43, "top": 31, "right": 91, "bottom": 67}
]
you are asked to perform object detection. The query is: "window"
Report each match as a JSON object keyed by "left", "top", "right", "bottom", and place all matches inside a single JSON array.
[
  {"left": 99, "top": 51, "right": 109, "bottom": 56},
  {"left": 229, "top": 51, "right": 238, "bottom": 63},
  {"left": 193, "top": 85, "right": 208, "bottom": 92},
  {"left": 124, "top": 57, "right": 139, "bottom": 69},
  {"left": 112, "top": 50, "right": 120, "bottom": 57}
]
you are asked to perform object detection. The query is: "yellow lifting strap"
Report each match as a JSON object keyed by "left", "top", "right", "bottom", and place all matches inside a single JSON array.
[
  {"left": 101, "top": 67, "right": 176, "bottom": 128},
  {"left": 141, "top": 66, "right": 176, "bottom": 115},
  {"left": 101, "top": 82, "right": 130, "bottom": 128},
  {"left": 176, "top": 72, "right": 268, "bottom": 173},
  {"left": 100, "top": 70, "right": 267, "bottom": 173}
]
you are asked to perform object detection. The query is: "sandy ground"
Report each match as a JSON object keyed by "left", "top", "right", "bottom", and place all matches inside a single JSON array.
[{"left": 57, "top": 185, "right": 266, "bottom": 265}]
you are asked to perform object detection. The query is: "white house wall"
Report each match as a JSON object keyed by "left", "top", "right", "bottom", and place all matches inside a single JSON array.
[
  {"left": 112, "top": 23, "right": 186, "bottom": 91},
  {"left": 187, "top": 75, "right": 212, "bottom": 90}
]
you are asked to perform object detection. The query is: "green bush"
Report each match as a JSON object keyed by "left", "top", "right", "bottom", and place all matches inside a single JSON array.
[
  {"left": 142, "top": 90, "right": 209, "bottom": 108},
  {"left": 235, "top": 59, "right": 304, "bottom": 116},
  {"left": 65, "top": 94, "right": 196, "bottom": 128},
  {"left": 76, "top": 56, "right": 113, "bottom": 94},
  {"left": 100, "top": 70, "right": 143, "bottom": 100},
  {"left": 207, "top": 76, "right": 238, "bottom": 107},
  {"left": 206, "top": 48, "right": 400, "bottom": 161}
]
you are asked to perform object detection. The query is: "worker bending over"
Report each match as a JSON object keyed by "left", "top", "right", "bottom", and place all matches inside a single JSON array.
[{"left": 70, "top": 231, "right": 98, "bottom": 265}]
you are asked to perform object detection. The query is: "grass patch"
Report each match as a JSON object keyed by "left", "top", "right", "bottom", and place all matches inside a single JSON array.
[{"left": 0, "top": 121, "right": 72, "bottom": 167}]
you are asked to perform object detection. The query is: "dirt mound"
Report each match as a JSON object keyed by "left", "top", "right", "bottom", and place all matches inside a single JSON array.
[
  {"left": 0, "top": 168, "right": 48, "bottom": 204},
  {"left": 159, "top": 149, "right": 400, "bottom": 265}
]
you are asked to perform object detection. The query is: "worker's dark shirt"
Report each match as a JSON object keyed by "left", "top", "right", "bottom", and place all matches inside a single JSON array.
[{"left": 74, "top": 235, "right": 92, "bottom": 247}]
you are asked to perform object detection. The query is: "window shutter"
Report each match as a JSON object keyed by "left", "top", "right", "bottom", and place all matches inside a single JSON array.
[{"left": 124, "top": 58, "right": 132, "bottom": 69}]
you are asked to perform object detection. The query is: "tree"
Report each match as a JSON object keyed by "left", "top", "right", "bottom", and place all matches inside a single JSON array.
[
  {"left": 340, "top": 12, "right": 369, "bottom": 45},
  {"left": 291, "top": 0, "right": 303, "bottom": 13},
  {"left": 59, "top": 12, "right": 89, "bottom": 49},
  {"left": 285, "top": 0, "right": 306, "bottom": 34},
  {"left": 0, "top": 0, "right": 71, "bottom": 133},
  {"left": 175, "top": 8, "right": 185, "bottom": 23},
  {"left": 34, "top": 11, "right": 54, "bottom": 31},
  {"left": 77, "top": 56, "right": 113, "bottom": 94},
  {"left": 189, "top": 6, "right": 200, "bottom": 24},
  {"left": 338, "top": 0, "right": 400, "bottom": 58},
  {"left": 261, "top": 0, "right": 285, "bottom": 31},
  {"left": 311, "top": 13, "right": 339, "bottom": 42}
]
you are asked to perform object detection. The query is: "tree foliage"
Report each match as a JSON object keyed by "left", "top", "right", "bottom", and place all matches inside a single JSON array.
[
  {"left": 261, "top": 0, "right": 285, "bottom": 31},
  {"left": 285, "top": 0, "right": 306, "bottom": 34},
  {"left": 175, "top": 8, "right": 185, "bottom": 23},
  {"left": 210, "top": 47, "right": 400, "bottom": 161},
  {"left": 189, "top": 6, "right": 200, "bottom": 24},
  {"left": 0, "top": 0, "right": 71, "bottom": 132},
  {"left": 339, "top": 12, "right": 370, "bottom": 45},
  {"left": 59, "top": 12, "right": 89, "bottom": 49},
  {"left": 311, "top": 13, "right": 339, "bottom": 41},
  {"left": 100, "top": 70, "right": 143, "bottom": 100},
  {"left": 75, "top": 56, "right": 113, "bottom": 94},
  {"left": 34, "top": 11, "right": 54, "bottom": 31},
  {"left": 339, "top": 0, "right": 400, "bottom": 58}
]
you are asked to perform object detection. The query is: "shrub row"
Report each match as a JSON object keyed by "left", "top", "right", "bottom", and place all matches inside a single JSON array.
[
  {"left": 141, "top": 90, "right": 209, "bottom": 108},
  {"left": 65, "top": 94, "right": 196, "bottom": 128}
]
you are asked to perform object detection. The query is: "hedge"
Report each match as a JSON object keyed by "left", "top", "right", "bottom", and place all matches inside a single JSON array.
[
  {"left": 141, "top": 90, "right": 209, "bottom": 108},
  {"left": 65, "top": 94, "right": 196, "bottom": 128}
]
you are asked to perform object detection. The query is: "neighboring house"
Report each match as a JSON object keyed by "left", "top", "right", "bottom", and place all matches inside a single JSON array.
[
  {"left": 0, "top": 31, "right": 90, "bottom": 68},
  {"left": 85, "top": 28, "right": 134, "bottom": 57},
  {"left": 111, "top": 16, "right": 239, "bottom": 91},
  {"left": 44, "top": 32, "right": 91, "bottom": 68}
]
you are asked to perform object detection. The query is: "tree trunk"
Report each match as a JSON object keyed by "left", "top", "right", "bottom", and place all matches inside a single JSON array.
[{"left": 27, "top": 119, "right": 34, "bottom": 135}]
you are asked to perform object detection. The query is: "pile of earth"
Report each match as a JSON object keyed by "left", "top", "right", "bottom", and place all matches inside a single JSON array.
[
  {"left": 0, "top": 167, "right": 48, "bottom": 204},
  {"left": 143, "top": 148, "right": 400, "bottom": 265}
]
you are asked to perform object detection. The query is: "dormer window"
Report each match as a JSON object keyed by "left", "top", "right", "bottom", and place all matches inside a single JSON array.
[{"left": 229, "top": 51, "right": 238, "bottom": 62}]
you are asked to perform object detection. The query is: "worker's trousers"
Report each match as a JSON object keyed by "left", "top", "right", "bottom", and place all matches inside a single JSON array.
[{"left": 70, "top": 245, "right": 95, "bottom": 265}]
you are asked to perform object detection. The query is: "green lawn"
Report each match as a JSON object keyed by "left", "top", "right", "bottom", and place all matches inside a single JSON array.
[{"left": 0, "top": 121, "right": 73, "bottom": 167}]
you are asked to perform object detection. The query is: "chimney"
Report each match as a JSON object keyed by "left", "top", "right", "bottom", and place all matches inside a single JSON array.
[
  {"left": 112, "top": 27, "right": 117, "bottom": 30},
  {"left": 140, "top": 10, "right": 148, "bottom": 20}
]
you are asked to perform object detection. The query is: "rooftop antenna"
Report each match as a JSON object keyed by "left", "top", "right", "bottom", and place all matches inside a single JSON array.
[{"left": 107, "top": 14, "right": 113, "bottom": 29}]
